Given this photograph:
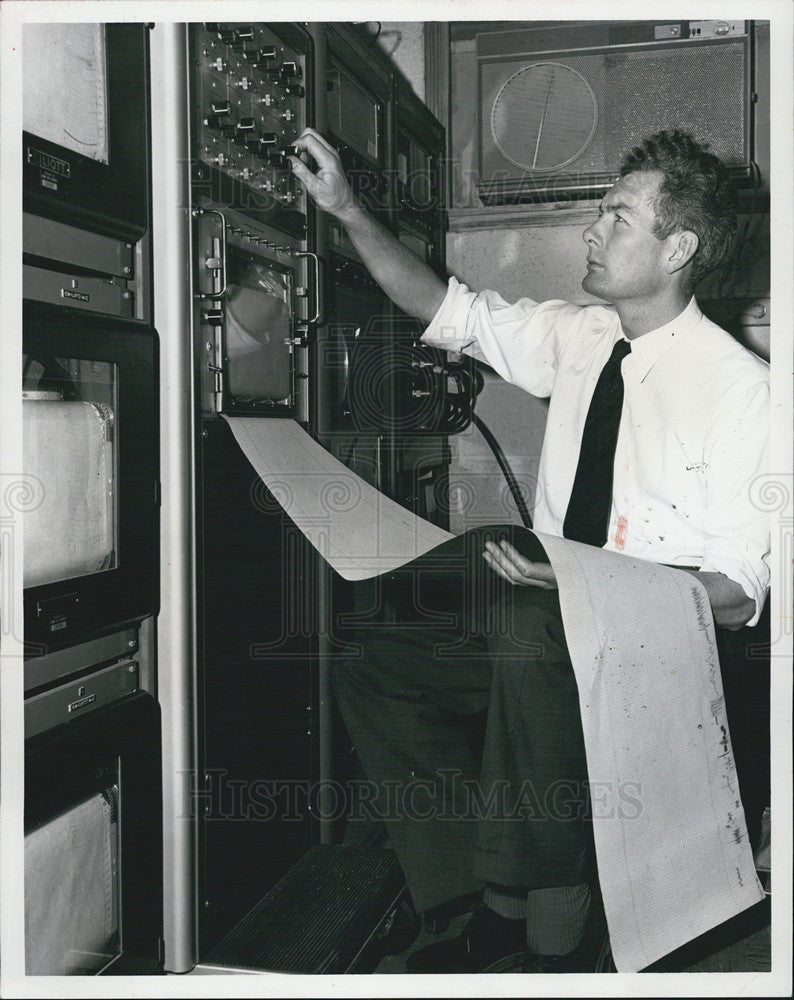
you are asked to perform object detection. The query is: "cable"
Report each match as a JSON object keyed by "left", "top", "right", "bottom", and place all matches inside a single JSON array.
[
  {"left": 343, "top": 341, "right": 533, "bottom": 529},
  {"left": 343, "top": 435, "right": 359, "bottom": 468},
  {"left": 470, "top": 411, "right": 533, "bottom": 530}
]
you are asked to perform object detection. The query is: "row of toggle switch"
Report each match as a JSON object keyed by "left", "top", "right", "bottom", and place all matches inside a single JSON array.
[
  {"left": 204, "top": 24, "right": 305, "bottom": 95},
  {"left": 225, "top": 225, "right": 301, "bottom": 256},
  {"left": 204, "top": 102, "right": 301, "bottom": 163}
]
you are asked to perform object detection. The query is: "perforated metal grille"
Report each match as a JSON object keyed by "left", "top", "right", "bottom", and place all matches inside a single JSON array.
[
  {"left": 603, "top": 44, "right": 746, "bottom": 163},
  {"left": 205, "top": 845, "right": 405, "bottom": 974}
]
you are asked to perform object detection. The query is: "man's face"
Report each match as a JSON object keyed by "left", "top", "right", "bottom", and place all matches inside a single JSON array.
[{"left": 581, "top": 170, "right": 672, "bottom": 303}]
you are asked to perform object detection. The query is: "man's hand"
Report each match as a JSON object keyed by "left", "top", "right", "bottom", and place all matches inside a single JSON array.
[
  {"left": 288, "top": 128, "right": 447, "bottom": 324},
  {"left": 679, "top": 569, "right": 756, "bottom": 630},
  {"left": 289, "top": 128, "right": 358, "bottom": 223},
  {"left": 483, "top": 540, "right": 558, "bottom": 589}
]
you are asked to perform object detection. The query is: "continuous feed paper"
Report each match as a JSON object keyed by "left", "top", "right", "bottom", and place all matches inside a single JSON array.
[
  {"left": 537, "top": 531, "right": 765, "bottom": 971},
  {"left": 226, "top": 416, "right": 764, "bottom": 971},
  {"left": 223, "top": 416, "right": 453, "bottom": 578}
]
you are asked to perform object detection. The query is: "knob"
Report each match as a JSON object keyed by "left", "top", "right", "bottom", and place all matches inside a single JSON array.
[
  {"left": 282, "top": 144, "right": 301, "bottom": 158},
  {"left": 281, "top": 109, "right": 295, "bottom": 122},
  {"left": 281, "top": 83, "right": 305, "bottom": 98},
  {"left": 236, "top": 117, "right": 256, "bottom": 132},
  {"left": 280, "top": 61, "right": 300, "bottom": 79},
  {"left": 243, "top": 48, "right": 260, "bottom": 63},
  {"left": 230, "top": 26, "right": 254, "bottom": 50},
  {"left": 204, "top": 23, "right": 221, "bottom": 32},
  {"left": 210, "top": 100, "right": 232, "bottom": 116},
  {"left": 218, "top": 29, "right": 237, "bottom": 45},
  {"left": 202, "top": 309, "right": 224, "bottom": 326},
  {"left": 259, "top": 132, "right": 279, "bottom": 146},
  {"left": 257, "top": 45, "right": 277, "bottom": 62}
]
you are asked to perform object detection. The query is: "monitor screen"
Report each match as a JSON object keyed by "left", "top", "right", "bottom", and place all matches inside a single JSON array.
[
  {"left": 23, "top": 23, "right": 109, "bottom": 165},
  {"left": 225, "top": 255, "right": 293, "bottom": 405}
]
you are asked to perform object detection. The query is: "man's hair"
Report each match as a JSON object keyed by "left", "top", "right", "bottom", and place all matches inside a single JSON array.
[{"left": 619, "top": 130, "right": 737, "bottom": 288}]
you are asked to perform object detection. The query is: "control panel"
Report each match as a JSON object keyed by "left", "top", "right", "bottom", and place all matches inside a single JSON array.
[{"left": 191, "top": 23, "right": 312, "bottom": 236}]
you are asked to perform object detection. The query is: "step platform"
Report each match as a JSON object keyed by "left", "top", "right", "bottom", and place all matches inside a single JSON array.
[{"left": 203, "top": 844, "right": 417, "bottom": 974}]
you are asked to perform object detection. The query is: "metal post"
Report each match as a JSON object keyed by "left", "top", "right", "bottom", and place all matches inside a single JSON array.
[{"left": 149, "top": 21, "right": 199, "bottom": 972}]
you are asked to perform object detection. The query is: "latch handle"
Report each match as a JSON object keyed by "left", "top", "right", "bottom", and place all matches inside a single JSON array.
[
  {"left": 192, "top": 207, "right": 228, "bottom": 300},
  {"left": 293, "top": 251, "right": 322, "bottom": 326}
]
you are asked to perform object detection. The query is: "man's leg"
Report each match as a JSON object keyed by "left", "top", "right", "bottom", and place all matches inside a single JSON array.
[
  {"left": 403, "top": 532, "right": 596, "bottom": 972},
  {"left": 473, "top": 581, "right": 592, "bottom": 891},
  {"left": 332, "top": 525, "right": 534, "bottom": 912}
]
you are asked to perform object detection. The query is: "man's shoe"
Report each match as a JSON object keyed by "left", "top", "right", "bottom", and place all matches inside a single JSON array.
[
  {"left": 521, "top": 889, "right": 611, "bottom": 973},
  {"left": 405, "top": 904, "right": 526, "bottom": 974},
  {"left": 522, "top": 949, "right": 589, "bottom": 973}
]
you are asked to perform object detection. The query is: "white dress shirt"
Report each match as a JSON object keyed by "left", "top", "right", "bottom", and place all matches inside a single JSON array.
[{"left": 423, "top": 277, "right": 770, "bottom": 625}]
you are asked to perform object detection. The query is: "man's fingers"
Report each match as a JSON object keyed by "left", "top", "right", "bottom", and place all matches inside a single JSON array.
[
  {"left": 483, "top": 541, "right": 557, "bottom": 589},
  {"left": 298, "top": 127, "right": 339, "bottom": 154},
  {"left": 483, "top": 549, "right": 513, "bottom": 584},
  {"left": 288, "top": 154, "right": 314, "bottom": 186},
  {"left": 499, "top": 540, "right": 556, "bottom": 583},
  {"left": 484, "top": 542, "right": 527, "bottom": 582},
  {"left": 288, "top": 155, "right": 322, "bottom": 200},
  {"left": 293, "top": 129, "right": 341, "bottom": 170}
]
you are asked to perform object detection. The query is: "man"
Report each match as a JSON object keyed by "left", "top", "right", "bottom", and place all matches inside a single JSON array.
[{"left": 289, "top": 129, "right": 770, "bottom": 972}]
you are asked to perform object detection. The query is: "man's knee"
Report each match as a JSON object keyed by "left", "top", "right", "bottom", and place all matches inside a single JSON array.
[{"left": 489, "top": 587, "right": 566, "bottom": 656}]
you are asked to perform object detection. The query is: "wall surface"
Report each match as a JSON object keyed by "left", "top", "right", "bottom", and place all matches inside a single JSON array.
[
  {"left": 376, "top": 21, "right": 425, "bottom": 101},
  {"left": 444, "top": 222, "right": 600, "bottom": 532}
]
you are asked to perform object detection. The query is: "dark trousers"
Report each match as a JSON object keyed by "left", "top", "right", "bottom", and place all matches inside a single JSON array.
[{"left": 332, "top": 525, "right": 593, "bottom": 913}]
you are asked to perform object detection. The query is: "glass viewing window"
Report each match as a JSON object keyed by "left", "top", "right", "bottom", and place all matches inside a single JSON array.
[
  {"left": 22, "top": 23, "right": 110, "bottom": 164},
  {"left": 22, "top": 355, "right": 118, "bottom": 588}
]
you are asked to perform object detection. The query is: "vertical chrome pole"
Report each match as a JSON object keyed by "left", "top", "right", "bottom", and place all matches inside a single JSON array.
[{"left": 149, "top": 22, "right": 198, "bottom": 972}]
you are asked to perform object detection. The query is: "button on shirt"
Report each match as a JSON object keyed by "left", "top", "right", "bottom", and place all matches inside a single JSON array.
[{"left": 422, "top": 277, "right": 770, "bottom": 625}]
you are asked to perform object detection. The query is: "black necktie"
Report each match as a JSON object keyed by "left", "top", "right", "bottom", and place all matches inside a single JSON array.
[{"left": 563, "top": 338, "right": 631, "bottom": 547}]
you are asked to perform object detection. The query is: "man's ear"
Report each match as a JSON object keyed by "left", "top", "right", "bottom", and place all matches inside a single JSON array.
[{"left": 666, "top": 230, "right": 699, "bottom": 275}]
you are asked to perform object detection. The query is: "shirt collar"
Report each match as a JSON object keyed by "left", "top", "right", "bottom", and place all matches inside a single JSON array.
[{"left": 620, "top": 296, "right": 703, "bottom": 383}]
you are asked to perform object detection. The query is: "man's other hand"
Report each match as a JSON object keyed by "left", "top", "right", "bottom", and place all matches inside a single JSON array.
[
  {"left": 289, "top": 128, "right": 357, "bottom": 222},
  {"left": 483, "top": 540, "right": 558, "bottom": 589}
]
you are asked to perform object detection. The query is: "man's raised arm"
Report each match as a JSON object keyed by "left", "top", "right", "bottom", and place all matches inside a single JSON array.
[{"left": 289, "top": 128, "right": 447, "bottom": 326}]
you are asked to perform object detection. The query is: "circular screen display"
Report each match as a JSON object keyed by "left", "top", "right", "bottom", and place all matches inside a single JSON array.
[{"left": 491, "top": 62, "right": 598, "bottom": 172}]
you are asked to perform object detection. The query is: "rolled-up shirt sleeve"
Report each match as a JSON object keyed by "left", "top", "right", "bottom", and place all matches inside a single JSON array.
[
  {"left": 422, "top": 276, "right": 583, "bottom": 398},
  {"left": 699, "top": 377, "right": 771, "bottom": 626}
]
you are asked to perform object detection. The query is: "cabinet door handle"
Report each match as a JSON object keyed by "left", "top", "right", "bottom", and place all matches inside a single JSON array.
[
  {"left": 293, "top": 251, "right": 322, "bottom": 326},
  {"left": 192, "top": 207, "right": 228, "bottom": 300}
]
